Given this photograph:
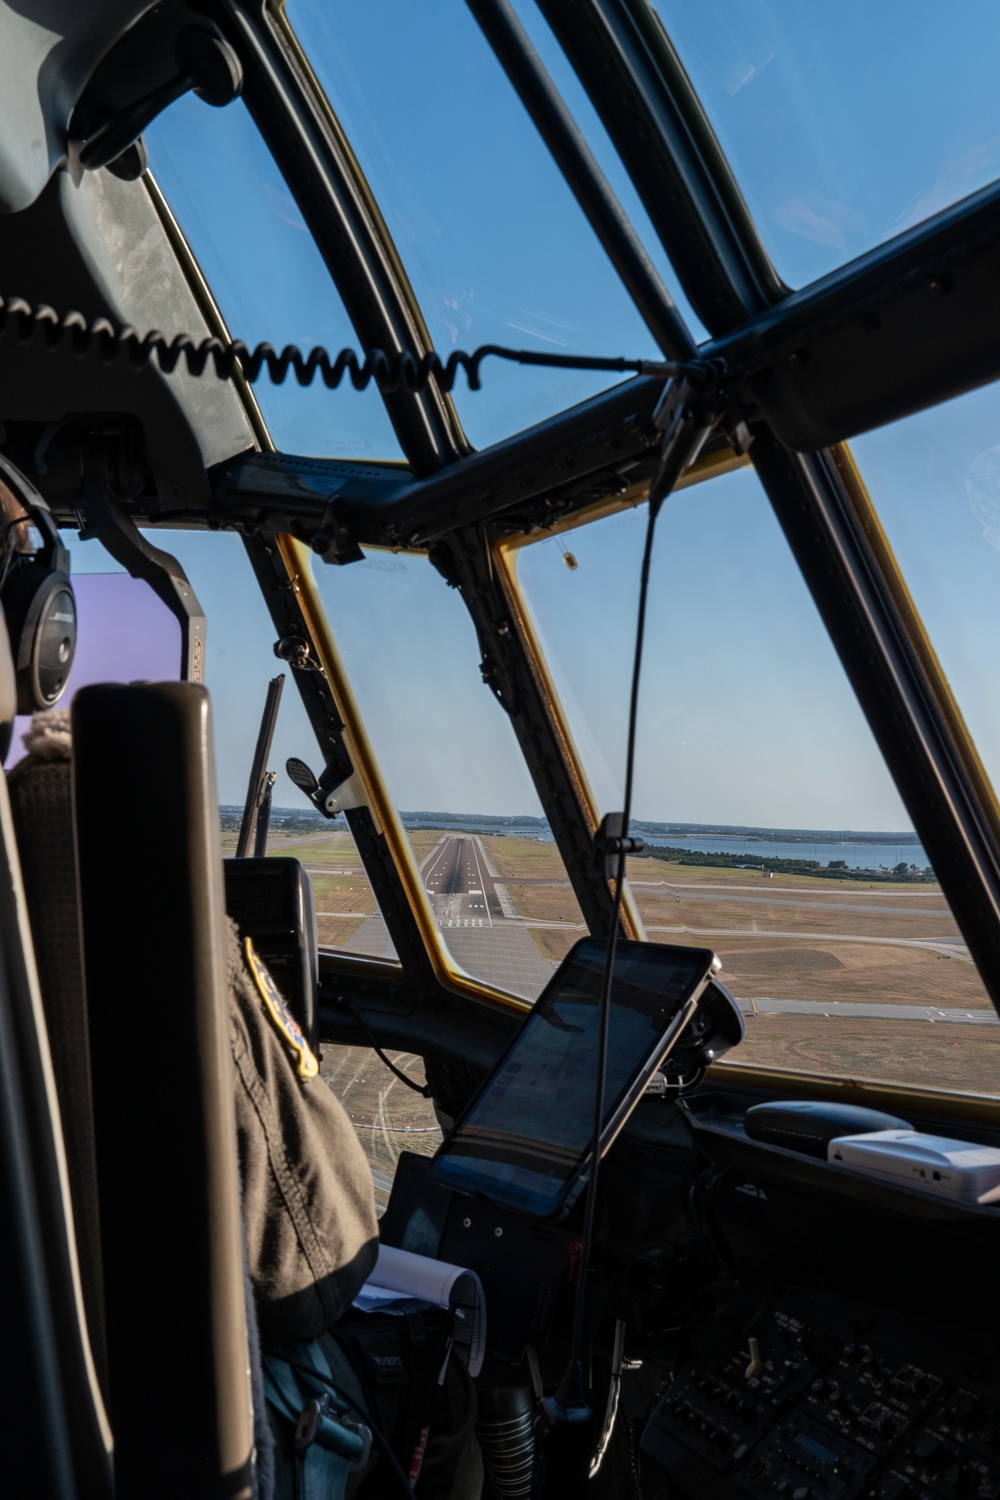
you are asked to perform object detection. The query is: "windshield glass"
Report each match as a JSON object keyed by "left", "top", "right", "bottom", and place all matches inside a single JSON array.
[
  {"left": 507, "top": 467, "right": 1000, "bottom": 1095},
  {"left": 310, "top": 546, "right": 584, "bottom": 1001},
  {"left": 652, "top": 0, "right": 1000, "bottom": 289},
  {"left": 148, "top": 529, "right": 399, "bottom": 960},
  {"left": 851, "top": 388, "right": 1000, "bottom": 826},
  {"left": 285, "top": 0, "right": 697, "bottom": 448},
  {"left": 146, "top": 98, "right": 403, "bottom": 460}
]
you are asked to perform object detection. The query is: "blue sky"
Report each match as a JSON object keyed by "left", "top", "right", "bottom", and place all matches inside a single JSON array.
[
  {"left": 656, "top": 0, "right": 1000, "bottom": 286},
  {"left": 124, "top": 2, "right": 1000, "bottom": 831}
]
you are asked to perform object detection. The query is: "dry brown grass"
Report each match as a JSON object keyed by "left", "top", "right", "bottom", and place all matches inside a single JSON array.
[
  {"left": 310, "top": 874, "right": 376, "bottom": 915},
  {"left": 406, "top": 830, "right": 446, "bottom": 864},
  {"left": 635, "top": 891, "right": 960, "bottom": 942},
  {"left": 724, "top": 1015, "right": 1000, "bottom": 1096},
  {"left": 531, "top": 928, "right": 578, "bottom": 964},
  {"left": 317, "top": 916, "right": 365, "bottom": 948},
  {"left": 268, "top": 831, "right": 366, "bottom": 866},
  {"left": 503, "top": 883, "right": 583, "bottom": 924},
  {"left": 712, "top": 938, "right": 987, "bottom": 1008},
  {"left": 480, "top": 835, "right": 567, "bottom": 880}
]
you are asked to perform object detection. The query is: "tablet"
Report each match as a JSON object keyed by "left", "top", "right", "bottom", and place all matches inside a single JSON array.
[{"left": 432, "top": 938, "right": 721, "bottom": 1220}]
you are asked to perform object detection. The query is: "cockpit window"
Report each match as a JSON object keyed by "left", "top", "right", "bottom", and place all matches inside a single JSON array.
[
  {"left": 145, "top": 98, "right": 403, "bottom": 460},
  {"left": 310, "top": 546, "right": 584, "bottom": 1000},
  {"left": 505, "top": 466, "right": 1000, "bottom": 1095},
  {"left": 652, "top": 0, "right": 1000, "bottom": 289},
  {"left": 284, "top": 0, "right": 690, "bottom": 448},
  {"left": 851, "top": 387, "right": 1000, "bottom": 824},
  {"left": 155, "top": 530, "right": 399, "bottom": 961}
]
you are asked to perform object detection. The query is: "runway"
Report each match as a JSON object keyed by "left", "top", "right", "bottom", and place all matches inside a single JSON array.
[
  {"left": 422, "top": 835, "right": 502, "bottom": 927},
  {"left": 421, "top": 835, "right": 555, "bottom": 999}
]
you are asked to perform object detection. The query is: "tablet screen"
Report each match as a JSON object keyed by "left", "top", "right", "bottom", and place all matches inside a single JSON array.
[{"left": 432, "top": 938, "right": 717, "bottom": 1218}]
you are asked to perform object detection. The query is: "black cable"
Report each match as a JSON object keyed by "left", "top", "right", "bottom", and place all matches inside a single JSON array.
[
  {"left": 566, "top": 496, "right": 662, "bottom": 1390},
  {"left": 562, "top": 384, "right": 721, "bottom": 1407},
  {"left": 340, "top": 998, "right": 433, "bottom": 1098},
  {"left": 0, "top": 292, "right": 695, "bottom": 394}
]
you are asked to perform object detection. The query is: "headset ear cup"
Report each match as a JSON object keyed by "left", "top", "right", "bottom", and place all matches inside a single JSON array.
[{"left": 2, "top": 561, "right": 77, "bottom": 713}]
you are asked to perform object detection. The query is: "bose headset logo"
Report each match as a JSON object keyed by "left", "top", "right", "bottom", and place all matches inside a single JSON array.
[{"left": 52, "top": 612, "right": 74, "bottom": 623}]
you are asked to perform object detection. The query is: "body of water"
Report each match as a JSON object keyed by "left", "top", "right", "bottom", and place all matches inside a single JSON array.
[{"left": 640, "top": 833, "right": 928, "bottom": 871}]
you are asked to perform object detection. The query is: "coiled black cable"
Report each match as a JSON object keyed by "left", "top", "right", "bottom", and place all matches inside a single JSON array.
[{"left": 0, "top": 292, "right": 691, "bottom": 394}]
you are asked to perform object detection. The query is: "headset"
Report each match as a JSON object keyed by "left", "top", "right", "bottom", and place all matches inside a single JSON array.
[{"left": 0, "top": 453, "right": 76, "bottom": 716}]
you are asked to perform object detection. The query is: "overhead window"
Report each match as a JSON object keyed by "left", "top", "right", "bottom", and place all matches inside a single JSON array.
[
  {"left": 145, "top": 97, "right": 403, "bottom": 460},
  {"left": 284, "top": 0, "right": 698, "bottom": 448},
  {"left": 653, "top": 0, "right": 1000, "bottom": 289},
  {"left": 503, "top": 465, "right": 1000, "bottom": 1095}
]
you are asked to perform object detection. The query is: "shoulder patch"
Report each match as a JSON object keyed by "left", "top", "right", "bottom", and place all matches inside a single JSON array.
[{"left": 244, "top": 937, "right": 319, "bottom": 1079}]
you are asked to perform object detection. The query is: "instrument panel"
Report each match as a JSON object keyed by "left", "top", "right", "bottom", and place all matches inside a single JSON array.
[{"left": 641, "top": 1289, "right": 1000, "bottom": 1500}]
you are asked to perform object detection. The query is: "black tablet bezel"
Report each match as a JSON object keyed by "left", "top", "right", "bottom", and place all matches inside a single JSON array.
[{"left": 431, "top": 937, "right": 719, "bottom": 1220}]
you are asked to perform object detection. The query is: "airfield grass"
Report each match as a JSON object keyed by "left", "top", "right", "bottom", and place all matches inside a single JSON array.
[
  {"left": 309, "top": 873, "right": 376, "bottom": 915},
  {"left": 480, "top": 835, "right": 567, "bottom": 879},
  {"left": 317, "top": 916, "right": 365, "bottom": 948},
  {"left": 266, "top": 832, "right": 367, "bottom": 867},
  {"left": 532, "top": 928, "right": 579, "bottom": 964},
  {"left": 724, "top": 1015, "right": 1000, "bottom": 1097},
  {"left": 406, "top": 829, "right": 450, "bottom": 864},
  {"left": 503, "top": 882, "right": 583, "bottom": 924},
  {"left": 638, "top": 892, "right": 960, "bottom": 943},
  {"left": 716, "top": 940, "right": 987, "bottom": 1008},
  {"left": 627, "top": 859, "right": 940, "bottom": 897}
]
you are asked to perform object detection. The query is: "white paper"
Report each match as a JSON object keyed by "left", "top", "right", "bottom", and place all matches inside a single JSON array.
[{"left": 353, "top": 1244, "right": 486, "bottom": 1377}]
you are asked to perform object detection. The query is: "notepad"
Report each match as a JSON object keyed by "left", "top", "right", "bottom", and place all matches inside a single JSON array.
[{"left": 353, "top": 1244, "right": 486, "bottom": 1376}]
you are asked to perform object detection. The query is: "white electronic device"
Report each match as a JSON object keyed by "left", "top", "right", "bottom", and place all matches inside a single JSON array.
[{"left": 827, "top": 1129, "right": 1000, "bottom": 1205}]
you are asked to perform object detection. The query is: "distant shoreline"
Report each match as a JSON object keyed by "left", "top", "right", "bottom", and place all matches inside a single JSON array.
[
  {"left": 219, "top": 804, "right": 921, "bottom": 845},
  {"left": 220, "top": 806, "right": 927, "bottom": 874}
]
